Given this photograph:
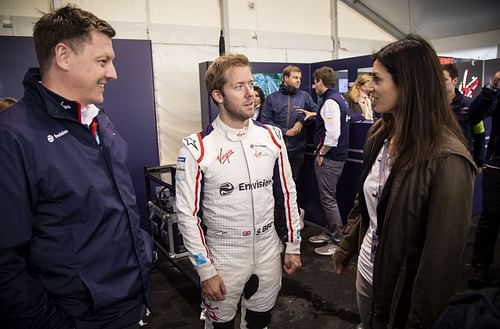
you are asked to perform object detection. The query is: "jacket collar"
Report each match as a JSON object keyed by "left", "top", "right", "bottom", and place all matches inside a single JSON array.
[
  {"left": 23, "top": 67, "right": 83, "bottom": 123},
  {"left": 451, "top": 88, "right": 468, "bottom": 108},
  {"left": 317, "top": 87, "right": 340, "bottom": 107},
  {"left": 279, "top": 84, "right": 298, "bottom": 95},
  {"left": 214, "top": 115, "right": 252, "bottom": 141}
]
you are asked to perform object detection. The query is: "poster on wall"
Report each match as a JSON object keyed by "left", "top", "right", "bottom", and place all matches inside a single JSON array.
[
  {"left": 455, "top": 59, "right": 483, "bottom": 99},
  {"left": 253, "top": 72, "right": 282, "bottom": 96}
]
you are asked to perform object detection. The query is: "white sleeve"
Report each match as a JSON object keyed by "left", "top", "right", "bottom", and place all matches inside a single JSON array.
[
  {"left": 175, "top": 143, "right": 217, "bottom": 282},
  {"left": 321, "top": 99, "right": 341, "bottom": 147}
]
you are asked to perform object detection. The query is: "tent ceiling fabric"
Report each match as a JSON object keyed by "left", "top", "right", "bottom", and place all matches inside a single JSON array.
[{"left": 342, "top": 0, "right": 500, "bottom": 41}]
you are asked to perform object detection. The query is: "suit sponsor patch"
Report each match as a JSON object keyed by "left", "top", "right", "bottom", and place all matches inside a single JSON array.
[
  {"left": 194, "top": 252, "right": 208, "bottom": 266},
  {"left": 184, "top": 136, "right": 198, "bottom": 150}
]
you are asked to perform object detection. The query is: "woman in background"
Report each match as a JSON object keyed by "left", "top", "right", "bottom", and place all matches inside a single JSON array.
[
  {"left": 252, "top": 85, "right": 265, "bottom": 121},
  {"left": 346, "top": 74, "right": 374, "bottom": 121},
  {"left": 332, "top": 35, "right": 477, "bottom": 328}
]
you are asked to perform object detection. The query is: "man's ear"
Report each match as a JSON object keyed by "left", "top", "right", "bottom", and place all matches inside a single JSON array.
[
  {"left": 211, "top": 90, "right": 224, "bottom": 104},
  {"left": 53, "top": 42, "right": 72, "bottom": 71}
]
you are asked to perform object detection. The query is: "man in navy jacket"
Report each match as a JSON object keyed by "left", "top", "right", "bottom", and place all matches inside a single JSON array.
[
  {"left": 0, "top": 5, "right": 152, "bottom": 328},
  {"left": 261, "top": 65, "right": 318, "bottom": 182}
]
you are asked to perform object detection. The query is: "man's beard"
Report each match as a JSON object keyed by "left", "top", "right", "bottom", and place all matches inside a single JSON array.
[
  {"left": 223, "top": 98, "right": 253, "bottom": 122},
  {"left": 285, "top": 84, "right": 298, "bottom": 93}
]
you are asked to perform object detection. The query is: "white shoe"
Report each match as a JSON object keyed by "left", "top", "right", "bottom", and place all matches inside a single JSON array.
[
  {"left": 308, "top": 231, "right": 332, "bottom": 244},
  {"left": 314, "top": 243, "right": 337, "bottom": 256},
  {"left": 299, "top": 208, "right": 305, "bottom": 230}
]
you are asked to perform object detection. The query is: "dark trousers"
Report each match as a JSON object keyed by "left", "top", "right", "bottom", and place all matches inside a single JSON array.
[
  {"left": 61, "top": 293, "right": 143, "bottom": 329},
  {"left": 472, "top": 167, "right": 500, "bottom": 268},
  {"left": 287, "top": 150, "right": 305, "bottom": 184}
]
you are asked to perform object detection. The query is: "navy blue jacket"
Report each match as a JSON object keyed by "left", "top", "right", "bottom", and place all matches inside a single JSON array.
[
  {"left": 261, "top": 85, "right": 318, "bottom": 153},
  {"left": 452, "top": 89, "right": 473, "bottom": 148},
  {"left": 314, "top": 88, "right": 350, "bottom": 161},
  {"left": 469, "top": 85, "right": 500, "bottom": 168},
  {"left": 0, "top": 68, "right": 152, "bottom": 328}
]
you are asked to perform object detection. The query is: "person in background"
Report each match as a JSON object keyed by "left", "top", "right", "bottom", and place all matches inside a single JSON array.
[
  {"left": 261, "top": 65, "right": 317, "bottom": 181},
  {"left": 252, "top": 85, "right": 265, "bottom": 121},
  {"left": 346, "top": 74, "right": 374, "bottom": 122},
  {"left": 306, "top": 66, "right": 349, "bottom": 256},
  {"left": 176, "top": 54, "right": 302, "bottom": 329},
  {"left": 0, "top": 97, "right": 17, "bottom": 112},
  {"left": 468, "top": 70, "right": 500, "bottom": 289},
  {"left": 442, "top": 63, "right": 485, "bottom": 167},
  {"left": 261, "top": 65, "right": 317, "bottom": 235},
  {"left": 332, "top": 35, "right": 476, "bottom": 328},
  {"left": 0, "top": 5, "right": 152, "bottom": 328}
]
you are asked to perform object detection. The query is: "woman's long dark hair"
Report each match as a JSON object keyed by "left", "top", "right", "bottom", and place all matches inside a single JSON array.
[{"left": 374, "top": 35, "right": 466, "bottom": 172}]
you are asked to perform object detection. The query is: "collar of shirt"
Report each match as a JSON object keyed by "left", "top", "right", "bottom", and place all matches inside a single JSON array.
[{"left": 80, "top": 104, "right": 100, "bottom": 126}]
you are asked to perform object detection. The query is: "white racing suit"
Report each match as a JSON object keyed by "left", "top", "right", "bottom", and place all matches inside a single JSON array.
[{"left": 175, "top": 117, "right": 301, "bottom": 328}]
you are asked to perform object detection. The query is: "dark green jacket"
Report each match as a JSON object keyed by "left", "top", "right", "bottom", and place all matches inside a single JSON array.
[{"left": 334, "top": 119, "right": 476, "bottom": 329}]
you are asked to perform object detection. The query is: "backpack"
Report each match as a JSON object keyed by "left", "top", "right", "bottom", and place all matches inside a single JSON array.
[{"left": 433, "top": 288, "right": 500, "bottom": 329}]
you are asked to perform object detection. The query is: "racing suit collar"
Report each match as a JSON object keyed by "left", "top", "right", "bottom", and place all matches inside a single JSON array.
[{"left": 214, "top": 116, "right": 251, "bottom": 141}]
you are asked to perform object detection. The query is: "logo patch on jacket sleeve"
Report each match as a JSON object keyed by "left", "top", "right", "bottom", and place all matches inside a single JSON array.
[
  {"left": 176, "top": 156, "right": 187, "bottom": 180},
  {"left": 194, "top": 252, "right": 208, "bottom": 266},
  {"left": 272, "top": 126, "right": 282, "bottom": 140},
  {"left": 184, "top": 136, "right": 198, "bottom": 150}
]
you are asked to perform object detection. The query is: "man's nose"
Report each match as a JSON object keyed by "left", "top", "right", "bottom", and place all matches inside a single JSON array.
[
  {"left": 106, "top": 63, "right": 118, "bottom": 81},
  {"left": 245, "top": 85, "right": 254, "bottom": 97}
]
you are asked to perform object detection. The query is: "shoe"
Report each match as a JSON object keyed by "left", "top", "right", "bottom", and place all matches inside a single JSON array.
[
  {"left": 299, "top": 208, "right": 305, "bottom": 230},
  {"left": 308, "top": 231, "right": 332, "bottom": 244},
  {"left": 314, "top": 243, "right": 337, "bottom": 256}
]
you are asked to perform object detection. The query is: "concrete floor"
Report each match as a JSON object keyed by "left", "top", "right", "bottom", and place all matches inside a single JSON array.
[{"left": 142, "top": 218, "right": 500, "bottom": 329}]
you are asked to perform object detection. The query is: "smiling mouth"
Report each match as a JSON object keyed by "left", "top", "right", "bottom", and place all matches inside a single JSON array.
[{"left": 98, "top": 83, "right": 105, "bottom": 89}]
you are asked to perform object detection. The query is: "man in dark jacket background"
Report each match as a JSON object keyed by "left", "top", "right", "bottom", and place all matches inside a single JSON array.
[
  {"left": 468, "top": 70, "right": 500, "bottom": 288},
  {"left": 307, "top": 66, "right": 349, "bottom": 256},
  {"left": 261, "top": 65, "right": 317, "bottom": 231},
  {"left": 0, "top": 5, "right": 152, "bottom": 328},
  {"left": 442, "top": 63, "right": 485, "bottom": 167},
  {"left": 261, "top": 65, "right": 318, "bottom": 183}
]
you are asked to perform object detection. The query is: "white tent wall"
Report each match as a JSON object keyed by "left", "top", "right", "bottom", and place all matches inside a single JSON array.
[{"left": 0, "top": 0, "right": 395, "bottom": 164}]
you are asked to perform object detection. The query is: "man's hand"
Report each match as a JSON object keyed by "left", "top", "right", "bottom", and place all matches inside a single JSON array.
[
  {"left": 332, "top": 256, "right": 345, "bottom": 274},
  {"left": 332, "top": 248, "right": 350, "bottom": 274},
  {"left": 285, "top": 122, "right": 303, "bottom": 137},
  {"left": 283, "top": 254, "right": 302, "bottom": 274},
  {"left": 296, "top": 109, "right": 316, "bottom": 121},
  {"left": 201, "top": 275, "right": 226, "bottom": 301},
  {"left": 316, "top": 155, "right": 324, "bottom": 167}
]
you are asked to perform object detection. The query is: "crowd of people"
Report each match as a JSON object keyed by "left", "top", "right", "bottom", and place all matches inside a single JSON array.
[{"left": 1, "top": 4, "right": 499, "bottom": 329}]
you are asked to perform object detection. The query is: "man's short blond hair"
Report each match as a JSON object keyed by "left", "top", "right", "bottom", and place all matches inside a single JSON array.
[
  {"left": 282, "top": 65, "right": 301, "bottom": 78},
  {"left": 205, "top": 54, "right": 250, "bottom": 100}
]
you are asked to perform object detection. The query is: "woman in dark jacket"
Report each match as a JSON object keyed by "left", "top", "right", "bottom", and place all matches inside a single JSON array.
[{"left": 332, "top": 35, "right": 477, "bottom": 329}]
